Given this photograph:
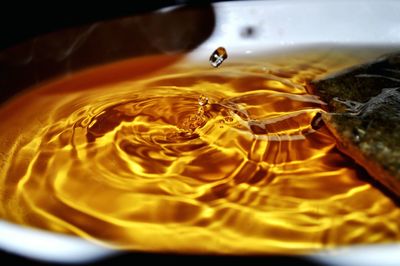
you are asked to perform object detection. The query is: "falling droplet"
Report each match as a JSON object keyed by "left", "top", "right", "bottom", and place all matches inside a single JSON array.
[
  {"left": 198, "top": 94, "right": 208, "bottom": 106},
  {"left": 209, "top": 47, "right": 228, "bottom": 68}
]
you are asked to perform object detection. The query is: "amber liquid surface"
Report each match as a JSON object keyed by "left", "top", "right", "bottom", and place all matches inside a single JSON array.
[{"left": 0, "top": 47, "right": 399, "bottom": 254}]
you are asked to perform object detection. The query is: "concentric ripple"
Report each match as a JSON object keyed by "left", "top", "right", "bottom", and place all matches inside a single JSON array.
[{"left": 0, "top": 52, "right": 399, "bottom": 254}]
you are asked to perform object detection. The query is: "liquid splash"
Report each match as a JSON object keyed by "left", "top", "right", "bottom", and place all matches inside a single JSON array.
[{"left": 0, "top": 51, "right": 399, "bottom": 254}]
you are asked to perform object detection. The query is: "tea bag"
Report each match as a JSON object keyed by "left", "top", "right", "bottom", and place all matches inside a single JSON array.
[{"left": 310, "top": 52, "right": 400, "bottom": 198}]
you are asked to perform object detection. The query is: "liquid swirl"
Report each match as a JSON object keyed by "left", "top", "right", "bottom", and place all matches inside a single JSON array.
[{"left": 0, "top": 52, "right": 399, "bottom": 254}]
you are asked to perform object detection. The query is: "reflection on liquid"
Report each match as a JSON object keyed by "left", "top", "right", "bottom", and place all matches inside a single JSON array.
[{"left": 0, "top": 50, "right": 399, "bottom": 254}]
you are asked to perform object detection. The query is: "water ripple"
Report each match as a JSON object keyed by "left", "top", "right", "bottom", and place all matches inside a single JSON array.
[{"left": 0, "top": 55, "right": 399, "bottom": 254}]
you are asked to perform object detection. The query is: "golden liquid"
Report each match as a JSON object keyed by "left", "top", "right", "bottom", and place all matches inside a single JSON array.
[{"left": 0, "top": 48, "right": 399, "bottom": 254}]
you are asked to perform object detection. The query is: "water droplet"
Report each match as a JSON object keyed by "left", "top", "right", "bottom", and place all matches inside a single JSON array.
[
  {"left": 311, "top": 112, "right": 324, "bottom": 130},
  {"left": 352, "top": 128, "right": 366, "bottom": 143},
  {"left": 198, "top": 94, "right": 208, "bottom": 106},
  {"left": 352, "top": 128, "right": 361, "bottom": 143},
  {"left": 209, "top": 47, "right": 228, "bottom": 68}
]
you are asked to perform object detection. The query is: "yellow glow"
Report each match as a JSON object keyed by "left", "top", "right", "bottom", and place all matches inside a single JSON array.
[{"left": 0, "top": 52, "right": 399, "bottom": 254}]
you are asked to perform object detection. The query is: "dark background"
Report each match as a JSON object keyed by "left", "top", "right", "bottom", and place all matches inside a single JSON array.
[
  {"left": 0, "top": 1, "right": 219, "bottom": 51},
  {"left": 0, "top": 249, "right": 321, "bottom": 266}
]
